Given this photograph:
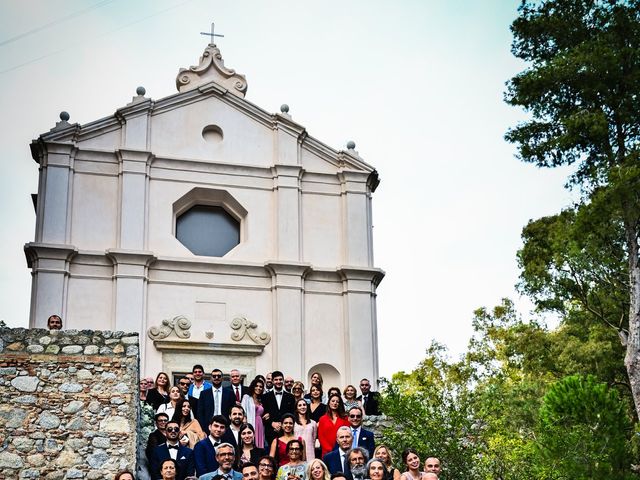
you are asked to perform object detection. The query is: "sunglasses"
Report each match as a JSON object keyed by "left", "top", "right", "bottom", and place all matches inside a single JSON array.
[
  {"left": 179, "top": 382, "right": 190, "bottom": 386},
  {"left": 211, "top": 374, "right": 222, "bottom": 378},
  {"left": 166, "top": 427, "right": 180, "bottom": 433},
  {"left": 349, "top": 414, "right": 362, "bottom": 418}
]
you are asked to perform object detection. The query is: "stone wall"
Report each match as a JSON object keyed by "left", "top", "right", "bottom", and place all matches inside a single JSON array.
[{"left": 0, "top": 327, "right": 139, "bottom": 480}]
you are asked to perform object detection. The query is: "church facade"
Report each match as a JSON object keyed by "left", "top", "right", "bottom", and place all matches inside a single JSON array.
[{"left": 24, "top": 43, "right": 384, "bottom": 387}]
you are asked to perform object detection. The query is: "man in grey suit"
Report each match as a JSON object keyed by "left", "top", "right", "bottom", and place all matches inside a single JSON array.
[{"left": 199, "top": 443, "right": 243, "bottom": 480}]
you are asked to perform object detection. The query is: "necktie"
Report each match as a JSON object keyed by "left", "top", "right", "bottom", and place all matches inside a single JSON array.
[
  {"left": 215, "top": 389, "right": 221, "bottom": 415},
  {"left": 235, "top": 386, "right": 240, "bottom": 402},
  {"left": 363, "top": 395, "right": 368, "bottom": 411},
  {"left": 341, "top": 452, "right": 346, "bottom": 471},
  {"left": 352, "top": 428, "right": 358, "bottom": 448}
]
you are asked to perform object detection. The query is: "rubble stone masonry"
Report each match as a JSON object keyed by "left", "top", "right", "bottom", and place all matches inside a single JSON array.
[{"left": 0, "top": 327, "right": 139, "bottom": 480}]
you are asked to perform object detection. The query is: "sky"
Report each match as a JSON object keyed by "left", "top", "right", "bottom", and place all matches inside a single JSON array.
[{"left": 0, "top": 0, "right": 576, "bottom": 379}]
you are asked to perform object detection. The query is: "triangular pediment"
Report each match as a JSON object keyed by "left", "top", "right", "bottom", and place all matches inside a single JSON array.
[{"left": 31, "top": 45, "right": 376, "bottom": 182}]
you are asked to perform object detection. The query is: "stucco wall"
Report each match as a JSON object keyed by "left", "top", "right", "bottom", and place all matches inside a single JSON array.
[{"left": 0, "top": 327, "right": 139, "bottom": 480}]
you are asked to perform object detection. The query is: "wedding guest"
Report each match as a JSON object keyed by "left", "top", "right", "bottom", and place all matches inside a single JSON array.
[
  {"left": 294, "top": 399, "right": 317, "bottom": 461},
  {"left": 146, "top": 372, "right": 171, "bottom": 410}
]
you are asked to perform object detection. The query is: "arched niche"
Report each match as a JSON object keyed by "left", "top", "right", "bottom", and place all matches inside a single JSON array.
[{"left": 307, "top": 363, "right": 341, "bottom": 390}]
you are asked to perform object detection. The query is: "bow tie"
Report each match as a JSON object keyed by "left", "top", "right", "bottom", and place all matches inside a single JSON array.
[
  {"left": 275, "top": 392, "right": 282, "bottom": 395},
  {"left": 168, "top": 445, "right": 178, "bottom": 450}
]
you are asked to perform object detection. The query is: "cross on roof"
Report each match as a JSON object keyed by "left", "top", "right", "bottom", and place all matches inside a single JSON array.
[{"left": 200, "top": 22, "right": 224, "bottom": 45}]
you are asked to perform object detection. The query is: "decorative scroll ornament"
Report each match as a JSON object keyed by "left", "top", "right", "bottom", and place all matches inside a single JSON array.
[
  {"left": 176, "top": 44, "right": 248, "bottom": 97},
  {"left": 147, "top": 315, "right": 192, "bottom": 340},
  {"left": 230, "top": 317, "right": 271, "bottom": 345}
]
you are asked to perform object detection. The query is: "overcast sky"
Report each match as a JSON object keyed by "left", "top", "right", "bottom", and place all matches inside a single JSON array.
[{"left": 0, "top": 0, "right": 575, "bottom": 378}]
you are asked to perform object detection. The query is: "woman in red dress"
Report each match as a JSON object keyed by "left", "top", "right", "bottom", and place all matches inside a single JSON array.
[{"left": 316, "top": 394, "right": 349, "bottom": 457}]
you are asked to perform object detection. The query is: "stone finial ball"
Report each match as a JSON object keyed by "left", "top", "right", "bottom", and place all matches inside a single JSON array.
[
  {"left": 59, "top": 111, "right": 70, "bottom": 121},
  {"left": 136, "top": 86, "right": 146, "bottom": 96},
  {"left": 347, "top": 140, "right": 356, "bottom": 150},
  {"left": 280, "top": 104, "right": 290, "bottom": 113}
]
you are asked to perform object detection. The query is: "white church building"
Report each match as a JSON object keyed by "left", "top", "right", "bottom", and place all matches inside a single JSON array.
[{"left": 24, "top": 41, "right": 384, "bottom": 387}]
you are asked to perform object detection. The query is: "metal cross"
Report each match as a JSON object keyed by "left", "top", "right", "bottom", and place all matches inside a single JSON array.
[{"left": 200, "top": 22, "right": 224, "bottom": 45}]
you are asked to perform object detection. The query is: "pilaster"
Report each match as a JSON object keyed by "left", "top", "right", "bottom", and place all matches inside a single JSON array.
[
  {"left": 339, "top": 170, "right": 373, "bottom": 267},
  {"left": 265, "top": 261, "right": 311, "bottom": 378},
  {"left": 271, "top": 165, "right": 304, "bottom": 261},
  {"left": 339, "top": 266, "right": 385, "bottom": 385},
  {"left": 106, "top": 249, "right": 156, "bottom": 341},
  {"left": 116, "top": 149, "right": 152, "bottom": 250},
  {"left": 24, "top": 243, "right": 77, "bottom": 328}
]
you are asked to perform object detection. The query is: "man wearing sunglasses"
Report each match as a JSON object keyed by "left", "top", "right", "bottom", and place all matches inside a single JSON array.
[
  {"left": 146, "top": 413, "right": 169, "bottom": 464},
  {"left": 347, "top": 406, "right": 375, "bottom": 456},
  {"left": 150, "top": 420, "right": 195, "bottom": 480},
  {"left": 197, "top": 369, "right": 236, "bottom": 430}
]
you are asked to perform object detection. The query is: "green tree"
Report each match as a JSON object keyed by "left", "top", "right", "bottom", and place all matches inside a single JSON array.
[
  {"left": 505, "top": 0, "right": 640, "bottom": 417},
  {"left": 380, "top": 343, "right": 485, "bottom": 480},
  {"left": 536, "top": 375, "right": 634, "bottom": 479}
]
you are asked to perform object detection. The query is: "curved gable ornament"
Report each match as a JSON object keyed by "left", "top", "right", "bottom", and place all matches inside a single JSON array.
[
  {"left": 230, "top": 317, "right": 271, "bottom": 345},
  {"left": 147, "top": 315, "right": 192, "bottom": 340},
  {"left": 176, "top": 44, "right": 247, "bottom": 97}
]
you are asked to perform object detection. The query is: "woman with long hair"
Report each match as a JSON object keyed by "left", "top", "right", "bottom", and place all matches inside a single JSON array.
[
  {"left": 307, "top": 385, "right": 326, "bottom": 423},
  {"left": 269, "top": 414, "right": 306, "bottom": 467},
  {"left": 342, "top": 385, "right": 359, "bottom": 412},
  {"left": 145, "top": 372, "right": 171, "bottom": 410},
  {"left": 258, "top": 456, "right": 277, "bottom": 480},
  {"left": 171, "top": 398, "right": 205, "bottom": 449},
  {"left": 317, "top": 394, "right": 349, "bottom": 457},
  {"left": 275, "top": 439, "right": 307, "bottom": 480},
  {"left": 294, "top": 398, "right": 317, "bottom": 461},
  {"left": 373, "top": 445, "right": 401, "bottom": 480},
  {"left": 305, "top": 372, "right": 327, "bottom": 403},
  {"left": 156, "top": 386, "right": 182, "bottom": 417},
  {"left": 241, "top": 377, "right": 267, "bottom": 448},
  {"left": 306, "top": 459, "right": 330, "bottom": 480},
  {"left": 237, "top": 423, "right": 267, "bottom": 468},
  {"left": 400, "top": 448, "right": 426, "bottom": 480}
]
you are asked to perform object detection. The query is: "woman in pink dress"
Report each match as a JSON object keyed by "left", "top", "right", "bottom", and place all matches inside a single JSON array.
[
  {"left": 242, "top": 377, "right": 267, "bottom": 448},
  {"left": 294, "top": 399, "right": 317, "bottom": 461}
]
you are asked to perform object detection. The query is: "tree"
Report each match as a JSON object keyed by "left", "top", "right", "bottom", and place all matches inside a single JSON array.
[
  {"left": 380, "top": 343, "right": 485, "bottom": 480},
  {"left": 536, "top": 375, "right": 634, "bottom": 479},
  {"left": 505, "top": 0, "right": 640, "bottom": 417}
]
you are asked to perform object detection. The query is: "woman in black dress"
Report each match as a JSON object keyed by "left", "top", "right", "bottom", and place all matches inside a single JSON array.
[{"left": 145, "top": 372, "right": 171, "bottom": 410}]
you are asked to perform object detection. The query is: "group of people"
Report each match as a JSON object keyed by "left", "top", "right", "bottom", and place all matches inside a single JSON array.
[{"left": 124, "top": 367, "right": 444, "bottom": 480}]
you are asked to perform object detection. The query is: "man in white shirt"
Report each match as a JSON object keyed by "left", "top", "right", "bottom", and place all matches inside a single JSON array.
[{"left": 227, "top": 404, "right": 246, "bottom": 449}]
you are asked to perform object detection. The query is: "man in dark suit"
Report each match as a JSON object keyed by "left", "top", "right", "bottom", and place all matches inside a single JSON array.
[
  {"left": 194, "top": 414, "right": 235, "bottom": 477},
  {"left": 146, "top": 412, "right": 169, "bottom": 464},
  {"left": 356, "top": 378, "right": 381, "bottom": 416},
  {"left": 150, "top": 420, "right": 195, "bottom": 480},
  {"left": 347, "top": 406, "right": 375, "bottom": 456},
  {"left": 323, "top": 426, "right": 354, "bottom": 476},
  {"left": 225, "top": 369, "right": 249, "bottom": 403},
  {"left": 197, "top": 368, "right": 236, "bottom": 430},
  {"left": 262, "top": 370, "right": 296, "bottom": 445}
]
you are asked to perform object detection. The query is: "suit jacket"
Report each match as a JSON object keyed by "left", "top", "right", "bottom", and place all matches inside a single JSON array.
[
  {"left": 262, "top": 389, "right": 296, "bottom": 444},
  {"left": 356, "top": 391, "right": 381, "bottom": 416},
  {"left": 225, "top": 384, "right": 249, "bottom": 403},
  {"left": 323, "top": 449, "right": 352, "bottom": 477},
  {"left": 199, "top": 469, "right": 243, "bottom": 480},
  {"left": 194, "top": 437, "right": 219, "bottom": 477},
  {"left": 197, "top": 386, "right": 237, "bottom": 430},
  {"left": 354, "top": 427, "right": 376, "bottom": 456},
  {"left": 330, "top": 427, "right": 376, "bottom": 457},
  {"left": 150, "top": 443, "right": 195, "bottom": 480},
  {"left": 146, "top": 429, "right": 166, "bottom": 462}
]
